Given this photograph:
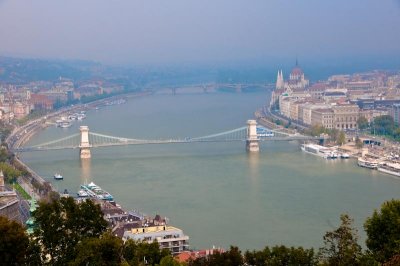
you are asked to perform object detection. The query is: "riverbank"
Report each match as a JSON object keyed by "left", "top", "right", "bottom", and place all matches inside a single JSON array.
[{"left": 6, "top": 91, "right": 153, "bottom": 199}]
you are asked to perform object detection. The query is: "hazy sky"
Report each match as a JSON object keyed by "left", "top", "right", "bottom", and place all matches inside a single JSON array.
[{"left": 0, "top": 0, "right": 399, "bottom": 66}]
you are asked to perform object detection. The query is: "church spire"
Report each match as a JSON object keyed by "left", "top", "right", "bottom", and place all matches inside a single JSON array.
[{"left": 276, "top": 70, "right": 284, "bottom": 89}]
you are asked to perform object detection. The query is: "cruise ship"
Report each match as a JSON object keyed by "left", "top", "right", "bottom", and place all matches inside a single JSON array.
[
  {"left": 80, "top": 182, "right": 114, "bottom": 201},
  {"left": 377, "top": 162, "right": 400, "bottom": 178},
  {"left": 357, "top": 157, "right": 379, "bottom": 169},
  {"left": 301, "top": 143, "right": 337, "bottom": 159}
]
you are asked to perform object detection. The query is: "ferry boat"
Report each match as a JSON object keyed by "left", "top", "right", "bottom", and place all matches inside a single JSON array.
[
  {"left": 80, "top": 182, "right": 114, "bottom": 201},
  {"left": 54, "top": 173, "right": 63, "bottom": 180},
  {"left": 377, "top": 162, "right": 400, "bottom": 178},
  {"left": 301, "top": 143, "right": 336, "bottom": 159},
  {"left": 357, "top": 157, "right": 378, "bottom": 169}
]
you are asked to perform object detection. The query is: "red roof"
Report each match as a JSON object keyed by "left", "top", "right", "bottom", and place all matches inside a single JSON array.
[{"left": 291, "top": 67, "right": 303, "bottom": 76}]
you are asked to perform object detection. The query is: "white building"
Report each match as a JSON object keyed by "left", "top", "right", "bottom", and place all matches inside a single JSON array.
[{"left": 123, "top": 225, "right": 190, "bottom": 256}]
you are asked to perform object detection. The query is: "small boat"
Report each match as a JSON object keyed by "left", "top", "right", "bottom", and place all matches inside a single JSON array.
[
  {"left": 61, "top": 189, "right": 69, "bottom": 198},
  {"left": 54, "top": 173, "right": 63, "bottom": 180},
  {"left": 58, "top": 121, "right": 72, "bottom": 128},
  {"left": 341, "top": 153, "right": 350, "bottom": 159},
  {"left": 77, "top": 189, "right": 89, "bottom": 197}
]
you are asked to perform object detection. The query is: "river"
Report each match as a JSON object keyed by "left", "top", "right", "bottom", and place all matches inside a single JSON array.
[{"left": 20, "top": 91, "right": 400, "bottom": 251}]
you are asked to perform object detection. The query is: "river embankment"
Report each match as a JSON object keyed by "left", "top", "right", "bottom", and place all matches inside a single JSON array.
[{"left": 7, "top": 91, "right": 153, "bottom": 198}]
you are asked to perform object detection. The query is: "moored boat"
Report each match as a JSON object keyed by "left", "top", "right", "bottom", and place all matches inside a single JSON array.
[
  {"left": 357, "top": 157, "right": 378, "bottom": 169},
  {"left": 301, "top": 143, "right": 337, "bottom": 159},
  {"left": 54, "top": 173, "right": 63, "bottom": 180},
  {"left": 80, "top": 182, "right": 113, "bottom": 201},
  {"left": 341, "top": 153, "right": 350, "bottom": 159},
  {"left": 377, "top": 162, "right": 400, "bottom": 178},
  {"left": 77, "top": 189, "right": 89, "bottom": 197}
]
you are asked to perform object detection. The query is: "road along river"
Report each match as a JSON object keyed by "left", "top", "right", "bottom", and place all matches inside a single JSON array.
[{"left": 20, "top": 92, "right": 400, "bottom": 250}]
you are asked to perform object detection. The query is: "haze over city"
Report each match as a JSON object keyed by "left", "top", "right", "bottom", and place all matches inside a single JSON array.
[
  {"left": 1, "top": 0, "right": 400, "bottom": 66},
  {"left": 3, "top": 1, "right": 400, "bottom": 265}
]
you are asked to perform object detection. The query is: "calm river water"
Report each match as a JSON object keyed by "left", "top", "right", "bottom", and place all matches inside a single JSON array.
[{"left": 21, "top": 92, "right": 400, "bottom": 250}]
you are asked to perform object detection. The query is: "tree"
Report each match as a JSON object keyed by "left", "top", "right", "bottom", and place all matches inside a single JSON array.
[
  {"left": 159, "top": 255, "right": 183, "bottom": 266},
  {"left": 190, "top": 246, "right": 243, "bottom": 266},
  {"left": 33, "top": 197, "right": 108, "bottom": 265},
  {"left": 0, "top": 162, "right": 22, "bottom": 183},
  {"left": 245, "top": 245, "right": 317, "bottom": 266},
  {"left": 372, "top": 115, "right": 394, "bottom": 136},
  {"left": 0, "top": 216, "right": 30, "bottom": 265},
  {"left": 357, "top": 116, "right": 369, "bottom": 130},
  {"left": 0, "top": 146, "right": 10, "bottom": 162},
  {"left": 364, "top": 199, "right": 400, "bottom": 263},
  {"left": 123, "top": 239, "right": 170, "bottom": 266},
  {"left": 355, "top": 136, "right": 363, "bottom": 149},
  {"left": 337, "top": 131, "right": 346, "bottom": 146},
  {"left": 71, "top": 232, "right": 124, "bottom": 266},
  {"left": 319, "top": 214, "right": 362, "bottom": 266}
]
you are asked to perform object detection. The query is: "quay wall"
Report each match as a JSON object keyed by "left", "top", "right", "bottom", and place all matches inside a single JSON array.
[{"left": 8, "top": 91, "right": 153, "bottom": 198}]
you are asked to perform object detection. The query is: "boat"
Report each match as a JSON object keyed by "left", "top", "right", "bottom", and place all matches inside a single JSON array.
[
  {"left": 77, "top": 114, "right": 86, "bottom": 120},
  {"left": 61, "top": 189, "right": 69, "bottom": 198},
  {"left": 80, "top": 182, "right": 113, "bottom": 201},
  {"left": 357, "top": 157, "right": 378, "bottom": 169},
  {"left": 377, "top": 162, "right": 400, "bottom": 178},
  {"left": 301, "top": 143, "right": 336, "bottom": 159},
  {"left": 54, "top": 173, "right": 63, "bottom": 180},
  {"left": 329, "top": 151, "right": 338, "bottom": 159},
  {"left": 77, "top": 189, "right": 89, "bottom": 197},
  {"left": 341, "top": 153, "right": 350, "bottom": 159},
  {"left": 58, "top": 121, "right": 72, "bottom": 128}
]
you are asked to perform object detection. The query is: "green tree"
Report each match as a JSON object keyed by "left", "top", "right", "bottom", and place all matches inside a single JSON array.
[
  {"left": 309, "top": 124, "right": 325, "bottom": 136},
  {"left": 245, "top": 245, "right": 316, "bottom": 266},
  {"left": 364, "top": 199, "right": 400, "bottom": 263},
  {"left": 319, "top": 214, "right": 362, "bottom": 266},
  {"left": 71, "top": 232, "right": 123, "bottom": 266},
  {"left": 372, "top": 115, "right": 394, "bottom": 135},
  {"left": 0, "top": 162, "right": 22, "bottom": 183},
  {"left": 337, "top": 131, "right": 346, "bottom": 145},
  {"left": 0, "top": 216, "right": 30, "bottom": 265},
  {"left": 357, "top": 116, "right": 369, "bottom": 130},
  {"left": 33, "top": 197, "right": 108, "bottom": 265},
  {"left": 159, "top": 255, "right": 183, "bottom": 266},
  {"left": 123, "top": 239, "right": 170, "bottom": 266},
  {"left": 355, "top": 136, "right": 363, "bottom": 149},
  {"left": 0, "top": 146, "right": 9, "bottom": 162}
]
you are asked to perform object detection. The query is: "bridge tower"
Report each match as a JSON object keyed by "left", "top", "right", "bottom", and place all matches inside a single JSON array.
[
  {"left": 246, "top": 120, "right": 259, "bottom": 152},
  {"left": 79, "top": 126, "right": 92, "bottom": 159}
]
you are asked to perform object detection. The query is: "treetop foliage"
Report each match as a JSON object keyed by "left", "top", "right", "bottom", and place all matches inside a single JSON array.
[{"left": 2, "top": 198, "right": 400, "bottom": 265}]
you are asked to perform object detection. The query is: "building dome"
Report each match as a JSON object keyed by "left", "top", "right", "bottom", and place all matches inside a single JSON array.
[{"left": 291, "top": 66, "right": 303, "bottom": 76}]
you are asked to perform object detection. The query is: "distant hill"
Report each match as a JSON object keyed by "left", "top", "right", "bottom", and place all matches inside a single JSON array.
[{"left": 0, "top": 56, "right": 103, "bottom": 83}]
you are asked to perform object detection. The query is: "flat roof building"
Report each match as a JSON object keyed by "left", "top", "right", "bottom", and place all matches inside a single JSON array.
[{"left": 123, "top": 225, "right": 190, "bottom": 256}]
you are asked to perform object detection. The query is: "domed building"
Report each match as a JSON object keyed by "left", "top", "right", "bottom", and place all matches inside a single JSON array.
[
  {"left": 271, "top": 60, "right": 310, "bottom": 107},
  {"left": 286, "top": 60, "right": 309, "bottom": 90},
  {"left": 275, "top": 60, "right": 309, "bottom": 90}
]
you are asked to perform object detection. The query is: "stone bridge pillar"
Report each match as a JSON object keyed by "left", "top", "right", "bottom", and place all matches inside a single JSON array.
[
  {"left": 79, "top": 126, "right": 91, "bottom": 159},
  {"left": 246, "top": 120, "right": 259, "bottom": 152}
]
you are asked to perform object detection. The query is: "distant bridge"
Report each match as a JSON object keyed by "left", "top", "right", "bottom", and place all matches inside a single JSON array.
[{"left": 15, "top": 120, "right": 325, "bottom": 158}]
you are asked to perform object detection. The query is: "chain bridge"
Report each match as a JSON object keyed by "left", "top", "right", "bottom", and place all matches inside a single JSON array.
[{"left": 15, "top": 120, "right": 325, "bottom": 158}]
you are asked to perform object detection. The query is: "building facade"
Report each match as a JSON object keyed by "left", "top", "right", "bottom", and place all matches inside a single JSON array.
[{"left": 123, "top": 225, "right": 190, "bottom": 256}]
